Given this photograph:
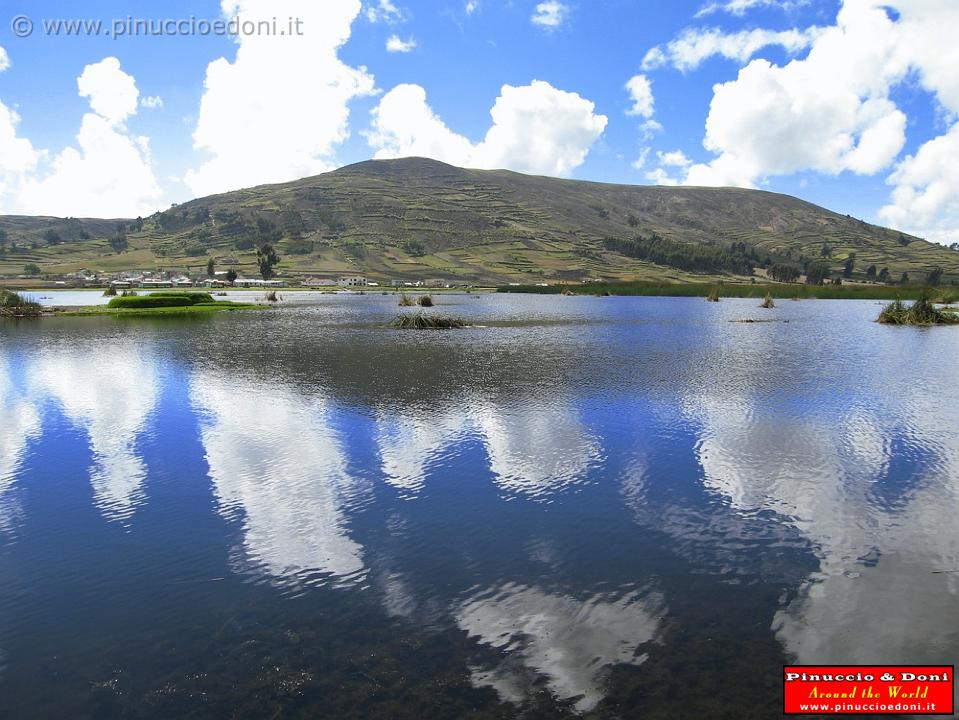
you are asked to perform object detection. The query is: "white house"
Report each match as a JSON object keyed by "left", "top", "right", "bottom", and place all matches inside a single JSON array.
[
  {"left": 338, "top": 276, "right": 368, "bottom": 287},
  {"left": 233, "top": 278, "right": 286, "bottom": 288}
]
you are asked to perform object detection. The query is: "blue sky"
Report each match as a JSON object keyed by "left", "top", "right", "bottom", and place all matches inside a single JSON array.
[{"left": 0, "top": 0, "right": 957, "bottom": 244}]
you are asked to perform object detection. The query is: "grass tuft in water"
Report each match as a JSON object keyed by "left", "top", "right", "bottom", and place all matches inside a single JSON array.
[
  {"left": 418, "top": 295, "right": 434, "bottom": 307},
  {"left": 706, "top": 287, "right": 721, "bottom": 302},
  {"left": 398, "top": 294, "right": 415, "bottom": 307},
  {"left": 760, "top": 293, "right": 775, "bottom": 309},
  {"left": 878, "top": 294, "right": 959, "bottom": 325},
  {"left": 391, "top": 314, "right": 466, "bottom": 329}
]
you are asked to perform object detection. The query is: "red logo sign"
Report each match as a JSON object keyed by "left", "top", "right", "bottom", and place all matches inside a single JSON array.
[{"left": 784, "top": 665, "right": 954, "bottom": 715}]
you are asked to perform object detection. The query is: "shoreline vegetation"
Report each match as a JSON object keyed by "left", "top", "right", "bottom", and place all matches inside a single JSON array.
[
  {"left": 1, "top": 289, "right": 43, "bottom": 317},
  {"left": 499, "top": 281, "right": 959, "bottom": 301}
]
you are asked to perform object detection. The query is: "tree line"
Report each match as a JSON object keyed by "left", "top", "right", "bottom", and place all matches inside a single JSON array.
[{"left": 603, "top": 234, "right": 754, "bottom": 275}]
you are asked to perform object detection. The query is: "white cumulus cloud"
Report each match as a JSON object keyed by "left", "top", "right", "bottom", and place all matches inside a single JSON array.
[
  {"left": 659, "top": 150, "right": 692, "bottom": 168},
  {"left": 366, "top": 80, "right": 607, "bottom": 177},
  {"left": 880, "top": 122, "right": 959, "bottom": 244},
  {"left": 642, "top": 26, "right": 819, "bottom": 72},
  {"left": 0, "top": 47, "right": 10, "bottom": 73},
  {"left": 0, "top": 104, "right": 39, "bottom": 202},
  {"left": 650, "top": 0, "right": 959, "bottom": 243},
  {"left": 625, "top": 74, "right": 655, "bottom": 118},
  {"left": 645, "top": 168, "right": 681, "bottom": 186},
  {"left": 531, "top": 2, "right": 569, "bottom": 30},
  {"left": 386, "top": 34, "right": 416, "bottom": 52},
  {"left": 77, "top": 57, "right": 138, "bottom": 126},
  {"left": 9, "top": 57, "right": 162, "bottom": 217},
  {"left": 680, "top": 2, "right": 911, "bottom": 189},
  {"left": 184, "top": 0, "right": 375, "bottom": 198}
]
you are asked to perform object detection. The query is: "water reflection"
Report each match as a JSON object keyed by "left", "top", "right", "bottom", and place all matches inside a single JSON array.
[
  {"left": 27, "top": 346, "right": 158, "bottom": 523},
  {"left": 456, "top": 583, "right": 664, "bottom": 712},
  {"left": 474, "top": 403, "right": 601, "bottom": 499},
  {"left": 375, "top": 409, "right": 470, "bottom": 497},
  {"left": 191, "top": 369, "right": 369, "bottom": 588},
  {"left": 5, "top": 297, "right": 959, "bottom": 717},
  {"left": 374, "top": 401, "right": 601, "bottom": 500},
  {"left": 0, "top": 355, "right": 41, "bottom": 536},
  {"left": 684, "top": 360, "right": 959, "bottom": 667}
]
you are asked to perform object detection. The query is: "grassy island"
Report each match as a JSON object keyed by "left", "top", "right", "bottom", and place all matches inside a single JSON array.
[
  {"left": 877, "top": 296, "right": 959, "bottom": 325},
  {"left": 66, "top": 292, "right": 259, "bottom": 317},
  {"left": 0, "top": 290, "right": 262, "bottom": 318}
]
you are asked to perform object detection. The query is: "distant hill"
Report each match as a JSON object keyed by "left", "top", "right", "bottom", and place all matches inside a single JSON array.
[{"left": 2, "top": 157, "right": 957, "bottom": 285}]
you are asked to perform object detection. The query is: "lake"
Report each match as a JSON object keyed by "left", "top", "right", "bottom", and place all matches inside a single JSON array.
[{"left": 2, "top": 293, "right": 958, "bottom": 718}]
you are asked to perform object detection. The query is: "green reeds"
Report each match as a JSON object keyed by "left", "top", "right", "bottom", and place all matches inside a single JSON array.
[
  {"left": 0, "top": 290, "right": 42, "bottom": 317},
  {"left": 878, "top": 295, "right": 959, "bottom": 325},
  {"left": 706, "top": 287, "right": 721, "bottom": 302}
]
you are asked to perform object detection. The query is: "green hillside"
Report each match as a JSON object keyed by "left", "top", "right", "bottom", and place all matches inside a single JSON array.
[{"left": 2, "top": 157, "right": 957, "bottom": 285}]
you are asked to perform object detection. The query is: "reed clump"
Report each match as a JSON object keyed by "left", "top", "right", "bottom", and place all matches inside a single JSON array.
[
  {"left": 0, "top": 290, "right": 42, "bottom": 317},
  {"left": 391, "top": 314, "right": 466, "bottom": 329},
  {"left": 878, "top": 295, "right": 959, "bottom": 325},
  {"left": 265, "top": 290, "right": 280, "bottom": 302},
  {"left": 417, "top": 295, "right": 434, "bottom": 307},
  {"left": 760, "top": 293, "right": 775, "bottom": 309},
  {"left": 706, "top": 287, "right": 721, "bottom": 302},
  {"left": 398, "top": 294, "right": 415, "bottom": 307},
  {"left": 103, "top": 286, "right": 117, "bottom": 297}
]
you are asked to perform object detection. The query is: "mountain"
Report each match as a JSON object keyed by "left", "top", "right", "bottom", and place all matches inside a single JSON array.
[{"left": 2, "top": 157, "right": 957, "bottom": 285}]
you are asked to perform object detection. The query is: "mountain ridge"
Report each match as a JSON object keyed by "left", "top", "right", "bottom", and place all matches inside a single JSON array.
[{"left": 2, "top": 157, "right": 956, "bottom": 285}]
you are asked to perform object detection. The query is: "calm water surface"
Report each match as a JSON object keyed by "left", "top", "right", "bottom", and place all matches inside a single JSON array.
[{"left": 1, "top": 294, "right": 958, "bottom": 718}]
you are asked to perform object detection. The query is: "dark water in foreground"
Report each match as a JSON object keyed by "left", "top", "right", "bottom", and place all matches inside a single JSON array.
[{"left": 1, "top": 294, "right": 958, "bottom": 719}]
